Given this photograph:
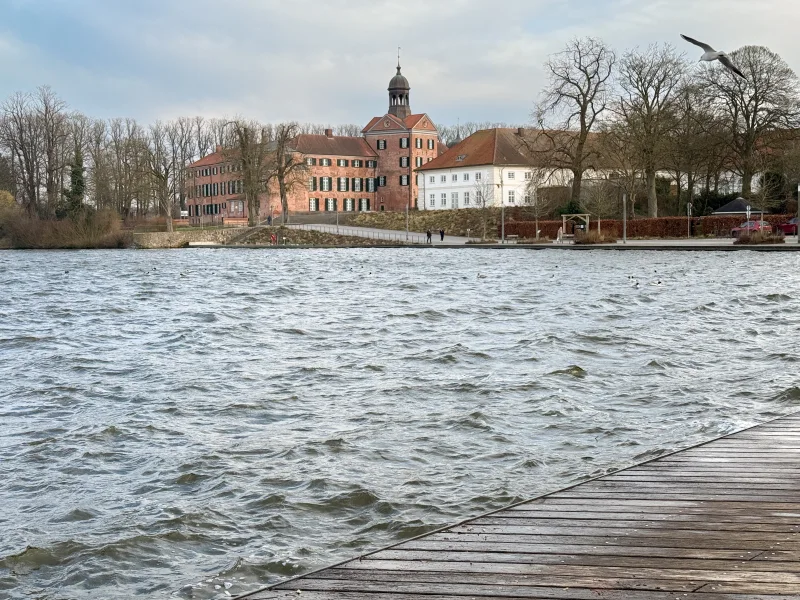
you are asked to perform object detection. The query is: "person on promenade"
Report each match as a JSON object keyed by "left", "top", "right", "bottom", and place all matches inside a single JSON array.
[
  {"left": 439, "top": 229, "right": 445, "bottom": 241},
  {"left": 426, "top": 229, "right": 432, "bottom": 244}
]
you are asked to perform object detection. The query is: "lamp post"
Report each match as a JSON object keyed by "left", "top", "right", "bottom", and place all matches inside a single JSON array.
[
  {"left": 622, "top": 193, "right": 627, "bottom": 244},
  {"left": 405, "top": 201, "right": 409, "bottom": 241},
  {"left": 797, "top": 183, "right": 799, "bottom": 243},
  {"left": 499, "top": 167, "right": 505, "bottom": 243},
  {"left": 687, "top": 202, "right": 692, "bottom": 238}
]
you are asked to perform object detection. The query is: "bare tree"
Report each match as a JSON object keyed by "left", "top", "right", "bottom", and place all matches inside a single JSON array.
[
  {"left": 472, "top": 176, "right": 495, "bottom": 240},
  {"left": 226, "top": 119, "right": 272, "bottom": 226},
  {"left": 534, "top": 37, "right": 616, "bottom": 205},
  {"left": 702, "top": 45, "right": 800, "bottom": 196},
  {"left": 598, "top": 123, "right": 645, "bottom": 218},
  {"left": 613, "top": 44, "right": 685, "bottom": 216},
  {"left": 267, "top": 122, "right": 308, "bottom": 224},
  {"left": 145, "top": 122, "right": 176, "bottom": 232},
  {"left": 521, "top": 163, "right": 561, "bottom": 238}
]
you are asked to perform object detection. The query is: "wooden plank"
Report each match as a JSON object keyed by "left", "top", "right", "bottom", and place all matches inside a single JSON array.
[
  {"left": 428, "top": 532, "right": 800, "bottom": 551},
  {"left": 237, "top": 412, "right": 800, "bottom": 600}
]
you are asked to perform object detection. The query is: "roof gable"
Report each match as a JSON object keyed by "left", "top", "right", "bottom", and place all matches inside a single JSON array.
[
  {"left": 362, "top": 113, "right": 407, "bottom": 134},
  {"left": 405, "top": 113, "right": 437, "bottom": 132}
]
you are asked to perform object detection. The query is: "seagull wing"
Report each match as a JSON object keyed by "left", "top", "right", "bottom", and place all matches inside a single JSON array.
[
  {"left": 680, "top": 34, "right": 715, "bottom": 52},
  {"left": 719, "top": 55, "right": 746, "bottom": 79}
]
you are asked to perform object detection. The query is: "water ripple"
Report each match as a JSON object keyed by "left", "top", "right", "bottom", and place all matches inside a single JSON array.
[{"left": 0, "top": 248, "right": 799, "bottom": 599}]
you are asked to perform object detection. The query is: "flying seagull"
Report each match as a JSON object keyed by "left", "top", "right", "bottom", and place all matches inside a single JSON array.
[{"left": 680, "top": 34, "right": 746, "bottom": 79}]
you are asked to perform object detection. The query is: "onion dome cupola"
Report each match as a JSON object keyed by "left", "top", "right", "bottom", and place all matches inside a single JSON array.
[{"left": 388, "top": 58, "right": 411, "bottom": 119}]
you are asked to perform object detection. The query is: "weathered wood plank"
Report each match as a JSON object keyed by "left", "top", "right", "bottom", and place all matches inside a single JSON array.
[{"left": 236, "top": 413, "right": 800, "bottom": 599}]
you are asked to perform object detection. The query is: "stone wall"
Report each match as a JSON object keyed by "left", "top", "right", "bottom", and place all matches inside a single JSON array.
[{"left": 133, "top": 227, "right": 257, "bottom": 249}]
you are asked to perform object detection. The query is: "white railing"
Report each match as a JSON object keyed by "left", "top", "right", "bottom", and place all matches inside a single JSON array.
[{"left": 286, "top": 223, "right": 426, "bottom": 245}]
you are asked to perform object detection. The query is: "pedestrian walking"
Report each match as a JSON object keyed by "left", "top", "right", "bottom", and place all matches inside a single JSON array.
[
  {"left": 426, "top": 229, "right": 432, "bottom": 244},
  {"left": 439, "top": 228, "right": 445, "bottom": 242}
]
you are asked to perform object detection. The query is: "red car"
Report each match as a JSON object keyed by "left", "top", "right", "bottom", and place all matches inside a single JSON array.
[
  {"left": 730, "top": 220, "right": 773, "bottom": 237},
  {"left": 777, "top": 217, "right": 798, "bottom": 235}
]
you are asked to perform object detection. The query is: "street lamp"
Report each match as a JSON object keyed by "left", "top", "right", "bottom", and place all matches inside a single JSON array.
[
  {"left": 687, "top": 202, "right": 692, "bottom": 238},
  {"left": 622, "top": 193, "right": 627, "bottom": 244},
  {"left": 405, "top": 201, "right": 409, "bottom": 241},
  {"left": 797, "top": 183, "right": 799, "bottom": 244}
]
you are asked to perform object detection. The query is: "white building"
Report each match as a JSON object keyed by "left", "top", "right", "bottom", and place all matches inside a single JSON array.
[{"left": 416, "top": 128, "right": 543, "bottom": 211}]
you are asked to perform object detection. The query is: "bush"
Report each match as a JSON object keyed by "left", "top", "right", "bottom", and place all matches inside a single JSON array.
[
  {"left": 504, "top": 214, "right": 796, "bottom": 239},
  {"left": 733, "top": 232, "right": 786, "bottom": 245},
  {"left": 574, "top": 230, "right": 618, "bottom": 245},
  {"left": 1, "top": 209, "right": 131, "bottom": 249}
]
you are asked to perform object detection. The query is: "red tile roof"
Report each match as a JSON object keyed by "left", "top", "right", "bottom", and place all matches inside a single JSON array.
[
  {"left": 289, "top": 134, "right": 376, "bottom": 157},
  {"left": 188, "top": 151, "right": 228, "bottom": 168},
  {"left": 416, "top": 129, "right": 531, "bottom": 171}
]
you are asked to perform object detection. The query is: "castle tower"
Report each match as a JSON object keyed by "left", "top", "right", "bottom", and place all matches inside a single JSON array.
[{"left": 388, "top": 59, "right": 411, "bottom": 119}]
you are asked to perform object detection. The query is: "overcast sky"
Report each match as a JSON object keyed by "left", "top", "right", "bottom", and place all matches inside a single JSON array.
[{"left": 2, "top": 0, "right": 799, "bottom": 128}]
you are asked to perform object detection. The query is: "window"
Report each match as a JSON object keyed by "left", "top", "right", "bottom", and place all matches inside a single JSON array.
[
  {"left": 464, "top": 173, "right": 470, "bottom": 182},
  {"left": 366, "top": 178, "right": 376, "bottom": 192},
  {"left": 325, "top": 198, "right": 337, "bottom": 212},
  {"left": 525, "top": 193, "right": 531, "bottom": 203},
  {"left": 451, "top": 192, "right": 459, "bottom": 208},
  {"left": 319, "top": 158, "right": 330, "bottom": 166},
  {"left": 321, "top": 177, "right": 332, "bottom": 192},
  {"left": 429, "top": 176, "right": 435, "bottom": 183},
  {"left": 352, "top": 159, "right": 362, "bottom": 168},
  {"left": 344, "top": 198, "right": 355, "bottom": 212},
  {"left": 427, "top": 157, "right": 432, "bottom": 162},
  {"left": 378, "top": 176, "right": 386, "bottom": 187},
  {"left": 377, "top": 139, "right": 387, "bottom": 150},
  {"left": 400, "top": 156, "right": 409, "bottom": 168},
  {"left": 475, "top": 172, "right": 482, "bottom": 181},
  {"left": 353, "top": 177, "right": 362, "bottom": 192},
  {"left": 400, "top": 137, "right": 409, "bottom": 148},
  {"left": 427, "top": 139, "right": 435, "bottom": 150},
  {"left": 415, "top": 156, "right": 423, "bottom": 168},
  {"left": 452, "top": 174, "right": 457, "bottom": 182},
  {"left": 308, "top": 177, "right": 317, "bottom": 191},
  {"left": 508, "top": 171, "right": 515, "bottom": 180},
  {"left": 476, "top": 191, "right": 483, "bottom": 203},
  {"left": 305, "top": 157, "right": 317, "bottom": 166},
  {"left": 338, "top": 177, "right": 349, "bottom": 192},
  {"left": 400, "top": 175, "right": 409, "bottom": 186},
  {"left": 524, "top": 171, "right": 532, "bottom": 180},
  {"left": 429, "top": 193, "right": 435, "bottom": 208},
  {"left": 309, "top": 198, "right": 319, "bottom": 212},
  {"left": 359, "top": 198, "right": 370, "bottom": 212},
  {"left": 441, "top": 193, "right": 447, "bottom": 207},
  {"left": 415, "top": 138, "right": 422, "bottom": 149},
  {"left": 464, "top": 191, "right": 470, "bottom": 205},
  {"left": 440, "top": 175, "right": 446, "bottom": 183},
  {"left": 366, "top": 160, "right": 377, "bottom": 168},
  {"left": 212, "top": 167, "right": 217, "bottom": 175},
  {"left": 337, "top": 159, "right": 349, "bottom": 167},
  {"left": 508, "top": 190, "right": 516, "bottom": 204}
]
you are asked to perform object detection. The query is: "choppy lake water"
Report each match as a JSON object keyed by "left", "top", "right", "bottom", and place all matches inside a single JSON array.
[{"left": 1, "top": 248, "right": 799, "bottom": 599}]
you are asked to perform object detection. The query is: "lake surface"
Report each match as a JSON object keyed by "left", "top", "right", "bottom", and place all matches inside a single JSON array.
[{"left": 1, "top": 248, "right": 799, "bottom": 599}]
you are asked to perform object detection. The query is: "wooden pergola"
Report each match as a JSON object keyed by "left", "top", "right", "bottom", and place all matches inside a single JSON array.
[{"left": 561, "top": 213, "right": 591, "bottom": 238}]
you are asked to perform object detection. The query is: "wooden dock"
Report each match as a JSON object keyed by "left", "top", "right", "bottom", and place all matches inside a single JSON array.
[{"left": 241, "top": 413, "right": 800, "bottom": 599}]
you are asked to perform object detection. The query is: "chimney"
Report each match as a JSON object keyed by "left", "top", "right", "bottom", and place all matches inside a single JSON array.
[
  {"left": 215, "top": 145, "right": 222, "bottom": 153},
  {"left": 517, "top": 127, "right": 525, "bottom": 136},
  {"left": 324, "top": 128, "right": 333, "bottom": 138}
]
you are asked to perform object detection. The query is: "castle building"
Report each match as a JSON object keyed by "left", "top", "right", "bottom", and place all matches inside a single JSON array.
[{"left": 184, "top": 61, "right": 442, "bottom": 223}]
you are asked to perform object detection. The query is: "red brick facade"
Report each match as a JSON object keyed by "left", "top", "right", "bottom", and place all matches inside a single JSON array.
[{"left": 185, "top": 63, "right": 440, "bottom": 221}]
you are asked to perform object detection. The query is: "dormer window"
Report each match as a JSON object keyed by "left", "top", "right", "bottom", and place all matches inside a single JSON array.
[{"left": 456, "top": 155, "right": 467, "bottom": 162}]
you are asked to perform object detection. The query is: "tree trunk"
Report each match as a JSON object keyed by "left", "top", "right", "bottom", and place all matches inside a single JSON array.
[
  {"left": 280, "top": 178, "right": 289, "bottom": 224},
  {"left": 247, "top": 192, "right": 258, "bottom": 227},
  {"left": 741, "top": 167, "right": 753, "bottom": 197},
  {"left": 570, "top": 169, "right": 583, "bottom": 205},
  {"left": 646, "top": 168, "right": 657, "bottom": 217}
]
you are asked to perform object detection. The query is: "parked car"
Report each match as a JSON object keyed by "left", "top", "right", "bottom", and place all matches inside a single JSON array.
[
  {"left": 777, "top": 217, "right": 798, "bottom": 235},
  {"left": 731, "top": 220, "right": 772, "bottom": 238}
]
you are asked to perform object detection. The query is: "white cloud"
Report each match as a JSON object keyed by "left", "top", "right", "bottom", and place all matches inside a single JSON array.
[{"left": 2, "top": 0, "right": 800, "bottom": 127}]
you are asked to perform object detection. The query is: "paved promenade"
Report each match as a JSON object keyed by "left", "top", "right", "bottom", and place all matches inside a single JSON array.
[{"left": 240, "top": 412, "right": 800, "bottom": 599}]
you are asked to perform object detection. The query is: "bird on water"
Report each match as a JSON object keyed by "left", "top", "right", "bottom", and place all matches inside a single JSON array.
[{"left": 680, "top": 34, "right": 746, "bottom": 79}]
